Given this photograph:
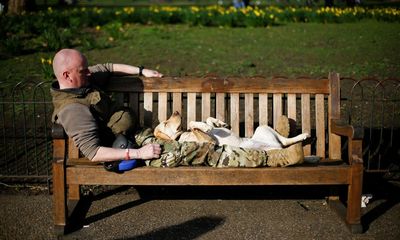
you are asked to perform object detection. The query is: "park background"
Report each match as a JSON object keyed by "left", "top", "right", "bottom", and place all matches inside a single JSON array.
[
  {"left": 0, "top": 0, "right": 399, "bottom": 239},
  {"left": 0, "top": 0, "right": 399, "bottom": 188},
  {"left": 1, "top": 0, "right": 400, "bottom": 81}
]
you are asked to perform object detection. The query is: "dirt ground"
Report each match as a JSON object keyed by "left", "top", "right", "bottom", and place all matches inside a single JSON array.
[{"left": 0, "top": 174, "right": 399, "bottom": 240}]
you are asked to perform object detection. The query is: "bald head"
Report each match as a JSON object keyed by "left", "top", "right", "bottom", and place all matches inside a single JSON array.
[{"left": 53, "top": 49, "right": 90, "bottom": 89}]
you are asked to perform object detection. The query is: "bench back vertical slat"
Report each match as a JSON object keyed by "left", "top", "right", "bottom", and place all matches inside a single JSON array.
[
  {"left": 287, "top": 93, "right": 297, "bottom": 121},
  {"left": 187, "top": 93, "right": 197, "bottom": 124},
  {"left": 202, "top": 93, "right": 211, "bottom": 121},
  {"left": 259, "top": 93, "right": 269, "bottom": 126},
  {"left": 68, "top": 138, "right": 80, "bottom": 159},
  {"left": 329, "top": 73, "right": 341, "bottom": 160},
  {"left": 128, "top": 93, "right": 139, "bottom": 120},
  {"left": 53, "top": 139, "right": 66, "bottom": 162},
  {"left": 273, "top": 93, "right": 283, "bottom": 129},
  {"left": 316, "top": 94, "right": 326, "bottom": 158},
  {"left": 143, "top": 92, "right": 153, "bottom": 127},
  {"left": 172, "top": 93, "right": 182, "bottom": 114},
  {"left": 245, "top": 93, "right": 254, "bottom": 137},
  {"left": 158, "top": 92, "right": 168, "bottom": 122},
  {"left": 301, "top": 93, "right": 311, "bottom": 156},
  {"left": 230, "top": 93, "right": 240, "bottom": 135},
  {"left": 216, "top": 93, "right": 225, "bottom": 122}
]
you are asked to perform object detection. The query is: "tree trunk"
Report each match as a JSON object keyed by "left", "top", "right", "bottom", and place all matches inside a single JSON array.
[
  {"left": 7, "top": 0, "right": 26, "bottom": 14},
  {"left": 346, "top": 0, "right": 356, "bottom": 7},
  {"left": 325, "top": 0, "right": 334, "bottom": 7}
]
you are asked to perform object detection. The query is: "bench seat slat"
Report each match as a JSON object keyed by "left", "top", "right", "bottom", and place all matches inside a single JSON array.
[{"left": 66, "top": 165, "right": 351, "bottom": 186}]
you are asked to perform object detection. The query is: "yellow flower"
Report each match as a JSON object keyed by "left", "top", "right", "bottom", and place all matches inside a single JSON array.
[
  {"left": 41, "top": 58, "right": 52, "bottom": 65},
  {"left": 191, "top": 6, "right": 200, "bottom": 12},
  {"left": 96, "top": 25, "right": 101, "bottom": 31},
  {"left": 123, "top": 7, "right": 134, "bottom": 14}
]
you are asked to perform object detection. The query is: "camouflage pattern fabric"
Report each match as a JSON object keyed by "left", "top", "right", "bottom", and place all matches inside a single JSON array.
[
  {"left": 216, "top": 145, "right": 267, "bottom": 167},
  {"left": 133, "top": 128, "right": 268, "bottom": 168},
  {"left": 107, "top": 108, "right": 136, "bottom": 135}
]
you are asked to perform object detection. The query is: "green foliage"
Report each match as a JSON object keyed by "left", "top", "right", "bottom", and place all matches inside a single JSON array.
[
  {"left": 103, "top": 21, "right": 125, "bottom": 40},
  {"left": 0, "top": 21, "right": 399, "bottom": 83},
  {"left": 1, "top": 35, "right": 24, "bottom": 55},
  {"left": 0, "top": 5, "right": 399, "bottom": 57},
  {"left": 39, "top": 57, "right": 54, "bottom": 80},
  {"left": 41, "top": 27, "right": 72, "bottom": 51}
]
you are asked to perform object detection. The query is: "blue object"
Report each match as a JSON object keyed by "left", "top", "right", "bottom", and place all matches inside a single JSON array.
[
  {"left": 304, "top": 156, "right": 321, "bottom": 164},
  {"left": 104, "top": 134, "right": 138, "bottom": 173},
  {"left": 118, "top": 159, "right": 137, "bottom": 171}
]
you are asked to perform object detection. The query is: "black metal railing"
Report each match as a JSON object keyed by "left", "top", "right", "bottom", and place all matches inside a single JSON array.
[
  {"left": 341, "top": 77, "right": 400, "bottom": 172},
  {"left": 0, "top": 80, "right": 53, "bottom": 184}
]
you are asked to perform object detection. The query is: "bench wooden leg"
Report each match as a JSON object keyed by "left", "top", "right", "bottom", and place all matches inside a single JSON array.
[
  {"left": 52, "top": 160, "right": 67, "bottom": 235},
  {"left": 329, "top": 163, "right": 363, "bottom": 233},
  {"left": 346, "top": 161, "right": 363, "bottom": 233},
  {"left": 68, "top": 184, "right": 81, "bottom": 201}
]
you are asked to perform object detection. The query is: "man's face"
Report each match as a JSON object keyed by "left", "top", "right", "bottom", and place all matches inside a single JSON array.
[{"left": 67, "top": 55, "right": 90, "bottom": 88}]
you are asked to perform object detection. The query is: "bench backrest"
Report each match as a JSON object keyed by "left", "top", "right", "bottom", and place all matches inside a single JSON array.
[
  {"left": 108, "top": 73, "right": 340, "bottom": 159},
  {"left": 65, "top": 73, "right": 342, "bottom": 161}
]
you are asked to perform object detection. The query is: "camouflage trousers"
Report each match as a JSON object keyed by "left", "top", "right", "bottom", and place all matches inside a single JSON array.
[{"left": 134, "top": 128, "right": 268, "bottom": 168}]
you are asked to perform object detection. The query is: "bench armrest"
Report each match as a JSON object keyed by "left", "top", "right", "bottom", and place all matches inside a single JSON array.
[
  {"left": 52, "top": 123, "right": 67, "bottom": 139},
  {"left": 330, "top": 119, "right": 363, "bottom": 140},
  {"left": 330, "top": 119, "right": 364, "bottom": 165}
]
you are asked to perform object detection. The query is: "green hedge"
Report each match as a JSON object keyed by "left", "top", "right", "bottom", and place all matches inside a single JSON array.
[{"left": 1, "top": 5, "right": 399, "bottom": 55}]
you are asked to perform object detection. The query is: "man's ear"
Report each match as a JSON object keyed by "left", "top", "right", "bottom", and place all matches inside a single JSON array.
[{"left": 62, "top": 71, "right": 69, "bottom": 80}]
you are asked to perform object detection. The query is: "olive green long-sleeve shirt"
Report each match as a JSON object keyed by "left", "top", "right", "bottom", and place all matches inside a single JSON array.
[{"left": 51, "top": 63, "right": 115, "bottom": 160}]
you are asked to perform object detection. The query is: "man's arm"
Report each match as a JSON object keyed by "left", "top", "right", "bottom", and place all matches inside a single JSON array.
[
  {"left": 112, "top": 63, "right": 163, "bottom": 78},
  {"left": 88, "top": 63, "right": 163, "bottom": 86},
  {"left": 93, "top": 144, "right": 161, "bottom": 162},
  {"left": 58, "top": 103, "right": 160, "bottom": 162}
]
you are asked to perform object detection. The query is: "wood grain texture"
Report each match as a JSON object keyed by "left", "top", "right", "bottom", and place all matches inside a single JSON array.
[
  {"left": 52, "top": 75, "right": 364, "bottom": 233},
  {"left": 107, "top": 77, "right": 330, "bottom": 94}
]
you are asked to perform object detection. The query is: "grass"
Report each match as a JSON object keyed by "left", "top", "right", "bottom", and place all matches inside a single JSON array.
[{"left": 0, "top": 20, "right": 399, "bottom": 83}]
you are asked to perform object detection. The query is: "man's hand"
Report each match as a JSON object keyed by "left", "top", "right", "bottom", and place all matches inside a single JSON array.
[
  {"left": 143, "top": 69, "right": 163, "bottom": 78},
  {"left": 137, "top": 143, "right": 161, "bottom": 159}
]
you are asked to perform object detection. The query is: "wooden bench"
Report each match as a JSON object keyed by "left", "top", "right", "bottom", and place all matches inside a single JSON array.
[{"left": 52, "top": 72, "right": 364, "bottom": 234}]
